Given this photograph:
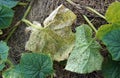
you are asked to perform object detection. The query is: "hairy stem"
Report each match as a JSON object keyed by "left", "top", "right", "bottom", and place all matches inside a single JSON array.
[
  {"left": 6, "top": 59, "right": 14, "bottom": 67},
  {"left": 22, "top": 19, "right": 43, "bottom": 30},
  {"left": 23, "top": 4, "right": 32, "bottom": 19},
  {"left": 51, "top": 73, "right": 54, "bottom": 78},
  {"left": 86, "top": 7, "right": 106, "bottom": 19},
  {"left": 5, "top": 21, "right": 21, "bottom": 42},
  {"left": 5, "top": 1, "right": 33, "bottom": 42},
  {"left": 0, "top": 29, "right": 3, "bottom": 35},
  {"left": 18, "top": 2, "right": 28, "bottom": 6},
  {"left": 66, "top": 0, "right": 106, "bottom": 20},
  {"left": 83, "top": 15, "right": 97, "bottom": 33}
]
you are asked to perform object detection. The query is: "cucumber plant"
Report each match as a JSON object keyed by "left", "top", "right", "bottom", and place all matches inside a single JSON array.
[
  {"left": 0, "top": 0, "right": 19, "bottom": 71},
  {"left": 65, "top": 1, "right": 120, "bottom": 78},
  {"left": 1, "top": 0, "right": 120, "bottom": 78},
  {"left": 0, "top": 0, "right": 53, "bottom": 78}
]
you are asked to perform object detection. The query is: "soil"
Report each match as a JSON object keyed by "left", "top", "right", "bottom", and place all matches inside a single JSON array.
[{"left": 1, "top": 0, "right": 119, "bottom": 78}]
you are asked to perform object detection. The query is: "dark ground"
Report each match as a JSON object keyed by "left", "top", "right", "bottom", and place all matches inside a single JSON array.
[{"left": 1, "top": 0, "right": 119, "bottom": 78}]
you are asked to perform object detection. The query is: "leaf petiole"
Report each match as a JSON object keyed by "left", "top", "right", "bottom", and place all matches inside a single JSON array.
[
  {"left": 18, "top": 2, "right": 28, "bottom": 6},
  {"left": 86, "top": 7, "right": 106, "bottom": 20},
  {"left": 0, "top": 30, "right": 3, "bottom": 35},
  {"left": 22, "top": 19, "right": 43, "bottom": 30},
  {"left": 6, "top": 59, "right": 14, "bottom": 67},
  {"left": 5, "top": 21, "right": 21, "bottom": 42},
  {"left": 83, "top": 15, "right": 97, "bottom": 33}
]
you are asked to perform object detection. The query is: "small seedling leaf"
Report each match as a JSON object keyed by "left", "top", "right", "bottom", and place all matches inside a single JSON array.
[{"left": 65, "top": 25, "right": 103, "bottom": 74}]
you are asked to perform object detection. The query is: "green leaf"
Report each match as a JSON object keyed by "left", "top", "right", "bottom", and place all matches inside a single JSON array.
[
  {"left": 20, "top": 53, "right": 53, "bottom": 78},
  {"left": 3, "top": 53, "right": 53, "bottom": 78},
  {"left": 96, "top": 23, "right": 120, "bottom": 40},
  {"left": 102, "top": 57, "right": 120, "bottom": 78},
  {"left": 102, "top": 28, "right": 120, "bottom": 61},
  {"left": 0, "top": 41, "right": 9, "bottom": 71},
  {"left": 65, "top": 24, "right": 103, "bottom": 74},
  {"left": 105, "top": 2, "right": 120, "bottom": 23},
  {"left": 0, "top": 5, "right": 14, "bottom": 29},
  {"left": 25, "top": 4, "right": 76, "bottom": 61},
  {"left": 0, "top": 63, "right": 5, "bottom": 71},
  {"left": 3, "top": 65, "right": 23, "bottom": 78},
  {"left": 96, "top": 23, "right": 120, "bottom": 61},
  {"left": 0, "top": 0, "right": 19, "bottom": 8}
]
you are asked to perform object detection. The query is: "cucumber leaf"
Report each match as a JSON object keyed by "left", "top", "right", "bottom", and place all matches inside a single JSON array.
[
  {"left": 102, "top": 27, "right": 120, "bottom": 61},
  {"left": 25, "top": 4, "right": 76, "bottom": 61},
  {"left": 102, "top": 57, "right": 120, "bottom": 78},
  {"left": 0, "top": 41, "right": 9, "bottom": 71},
  {"left": 43, "top": 4, "right": 76, "bottom": 30},
  {"left": 96, "top": 23, "right": 120, "bottom": 61},
  {"left": 2, "top": 65, "right": 23, "bottom": 78},
  {"left": 65, "top": 25, "right": 103, "bottom": 74},
  {"left": 3, "top": 53, "right": 53, "bottom": 78},
  {"left": 0, "top": 0, "right": 19, "bottom": 8},
  {"left": 96, "top": 23, "right": 120, "bottom": 40},
  {"left": 0, "top": 63, "right": 5, "bottom": 71},
  {"left": 20, "top": 53, "right": 53, "bottom": 78},
  {"left": 105, "top": 2, "right": 120, "bottom": 23},
  {"left": 0, "top": 5, "right": 14, "bottom": 29}
]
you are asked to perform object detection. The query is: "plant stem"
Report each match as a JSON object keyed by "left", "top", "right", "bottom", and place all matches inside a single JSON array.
[
  {"left": 66, "top": 0, "right": 81, "bottom": 10},
  {"left": 86, "top": 7, "right": 106, "bottom": 20},
  {"left": 83, "top": 15, "right": 97, "bottom": 33},
  {"left": 66, "top": 0, "right": 106, "bottom": 20},
  {"left": 51, "top": 74, "right": 54, "bottom": 78},
  {"left": 18, "top": 2, "right": 28, "bottom": 6},
  {"left": 22, "top": 19, "right": 43, "bottom": 30},
  {"left": 6, "top": 59, "right": 14, "bottom": 67},
  {"left": 5, "top": 1, "right": 32, "bottom": 42},
  {"left": 23, "top": 5, "right": 32, "bottom": 19},
  {"left": 5, "top": 21, "right": 21, "bottom": 42},
  {"left": 0, "top": 29, "right": 3, "bottom": 35},
  {"left": 66, "top": 0, "right": 76, "bottom": 5}
]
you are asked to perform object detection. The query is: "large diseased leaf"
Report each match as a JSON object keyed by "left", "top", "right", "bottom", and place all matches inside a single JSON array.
[
  {"left": 0, "top": 0, "right": 19, "bottom": 8},
  {"left": 0, "top": 41, "right": 9, "bottom": 71},
  {"left": 3, "top": 53, "right": 53, "bottom": 78},
  {"left": 65, "top": 25, "right": 103, "bottom": 74},
  {"left": 105, "top": 2, "right": 120, "bottom": 23},
  {"left": 43, "top": 4, "right": 76, "bottom": 30},
  {"left": 96, "top": 23, "right": 120, "bottom": 61},
  {"left": 102, "top": 57, "right": 120, "bottom": 78},
  {"left": 25, "top": 4, "right": 76, "bottom": 61},
  {"left": 0, "top": 5, "right": 14, "bottom": 29}
]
